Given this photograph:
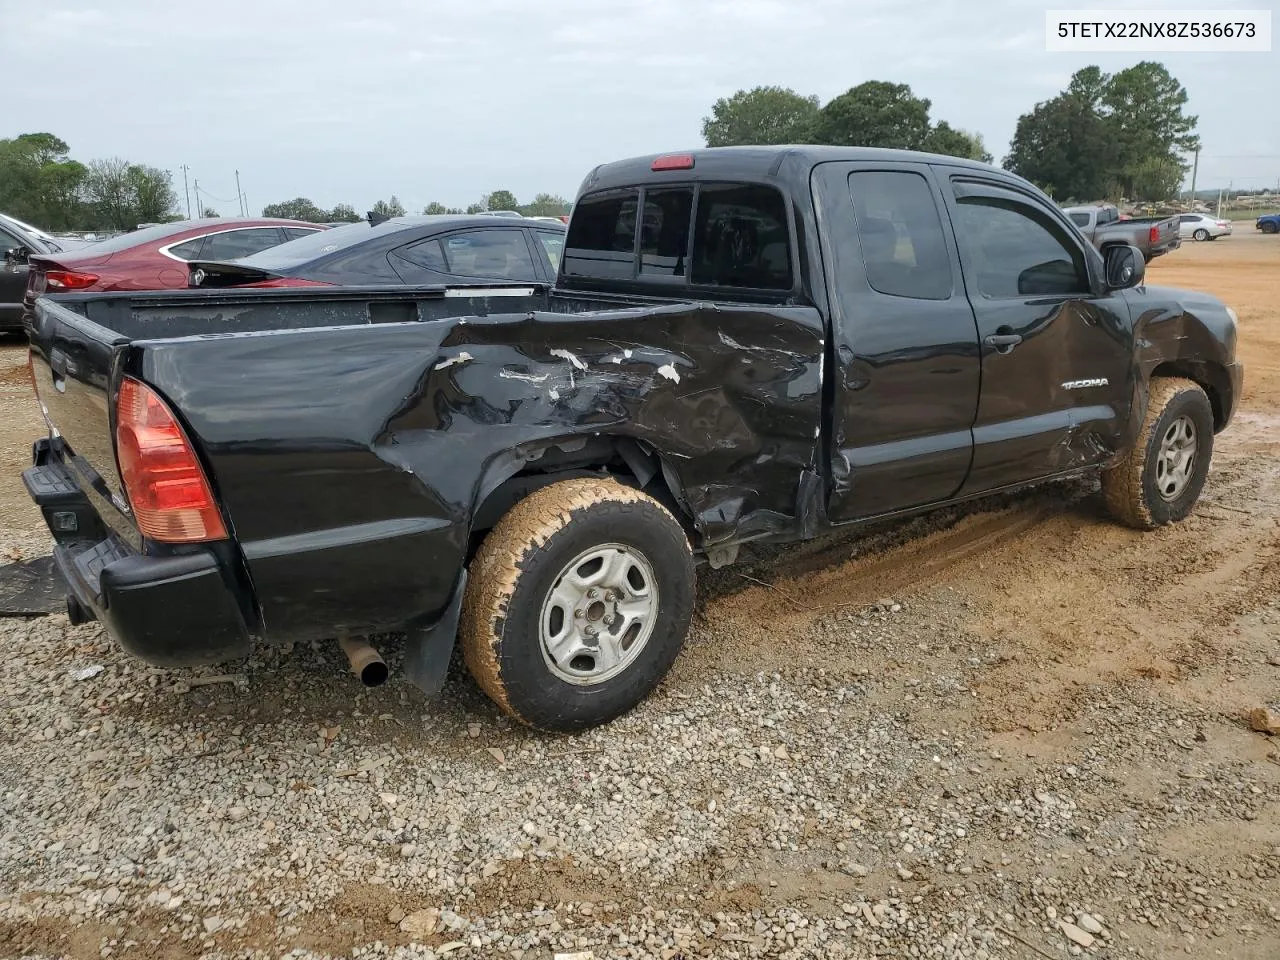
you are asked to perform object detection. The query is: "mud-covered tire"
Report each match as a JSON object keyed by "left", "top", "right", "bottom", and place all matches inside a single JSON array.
[
  {"left": 1102, "top": 377, "right": 1214, "bottom": 530},
  {"left": 460, "top": 477, "right": 695, "bottom": 732}
]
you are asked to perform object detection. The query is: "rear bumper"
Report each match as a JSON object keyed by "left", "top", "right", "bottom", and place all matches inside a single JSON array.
[{"left": 25, "top": 442, "right": 251, "bottom": 666}]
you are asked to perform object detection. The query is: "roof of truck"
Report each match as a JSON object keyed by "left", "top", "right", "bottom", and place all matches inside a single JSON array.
[{"left": 578, "top": 145, "right": 1004, "bottom": 195}]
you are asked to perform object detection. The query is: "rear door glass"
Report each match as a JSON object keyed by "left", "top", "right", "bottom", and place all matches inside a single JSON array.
[
  {"left": 847, "top": 171, "right": 952, "bottom": 300},
  {"left": 440, "top": 230, "right": 538, "bottom": 281},
  {"left": 535, "top": 231, "right": 565, "bottom": 273},
  {"left": 396, "top": 238, "right": 448, "bottom": 273},
  {"left": 166, "top": 236, "right": 207, "bottom": 260},
  {"left": 203, "top": 228, "right": 286, "bottom": 260}
]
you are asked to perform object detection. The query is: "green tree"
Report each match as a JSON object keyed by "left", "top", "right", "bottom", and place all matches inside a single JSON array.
[
  {"left": 1005, "top": 86, "right": 1117, "bottom": 202},
  {"left": 1125, "top": 156, "right": 1185, "bottom": 201},
  {"left": 1102, "top": 61, "right": 1198, "bottom": 198},
  {"left": 485, "top": 189, "right": 518, "bottom": 212},
  {"left": 811, "top": 81, "right": 932, "bottom": 149},
  {"left": 261, "top": 197, "right": 329, "bottom": 222},
  {"left": 202, "top": 207, "right": 220, "bottom": 218},
  {"left": 701, "top": 86, "right": 820, "bottom": 146},
  {"left": 327, "top": 203, "right": 362, "bottom": 222},
  {"left": 0, "top": 133, "right": 88, "bottom": 230},
  {"left": 1004, "top": 63, "right": 1197, "bottom": 202},
  {"left": 423, "top": 201, "right": 467, "bottom": 215},
  {"left": 519, "top": 193, "right": 570, "bottom": 217},
  {"left": 127, "top": 165, "right": 178, "bottom": 224},
  {"left": 922, "top": 122, "right": 993, "bottom": 163},
  {"left": 465, "top": 202, "right": 485, "bottom": 215},
  {"left": 370, "top": 196, "right": 406, "bottom": 218},
  {"left": 82, "top": 158, "right": 143, "bottom": 229}
]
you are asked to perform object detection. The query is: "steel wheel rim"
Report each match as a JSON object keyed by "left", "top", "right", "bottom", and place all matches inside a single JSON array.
[
  {"left": 1155, "top": 414, "right": 1198, "bottom": 502},
  {"left": 538, "top": 542, "right": 659, "bottom": 686}
]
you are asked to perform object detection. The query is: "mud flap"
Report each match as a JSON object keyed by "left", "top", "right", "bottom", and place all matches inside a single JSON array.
[{"left": 403, "top": 570, "right": 467, "bottom": 696}]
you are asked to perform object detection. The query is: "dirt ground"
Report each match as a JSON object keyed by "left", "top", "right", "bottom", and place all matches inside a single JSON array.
[{"left": 0, "top": 233, "right": 1276, "bottom": 960}]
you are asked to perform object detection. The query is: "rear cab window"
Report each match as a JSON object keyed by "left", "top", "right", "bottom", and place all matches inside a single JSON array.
[{"left": 563, "top": 181, "right": 793, "bottom": 294}]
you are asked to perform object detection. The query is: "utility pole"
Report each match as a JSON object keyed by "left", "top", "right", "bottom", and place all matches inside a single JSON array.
[
  {"left": 235, "top": 170, "right": 244, "bottom": 216},
  {"left": 181, "top": 165, "right": 192, "bottom": 219},
  {"left": 242, "top": 192, "right": 249, "bottom": 217},
  {"left": 194, "top": 180, "right": 202, "bottom": 218},
  {"left": 1188, "top": 148, "right": 1199, "bottom": 205}
]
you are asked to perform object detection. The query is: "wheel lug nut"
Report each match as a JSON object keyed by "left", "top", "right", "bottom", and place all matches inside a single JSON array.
[
  {"left": 574, "top": 609, "right": 584, "bottom": 619},
  {"left": 588, "top": 589, "right": 599, "bottom": 599},
  {"left": 585, "top": 625, "right": 598, "bottom": 637}
]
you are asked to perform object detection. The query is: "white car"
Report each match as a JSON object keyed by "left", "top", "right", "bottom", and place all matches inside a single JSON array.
[{"left": 1178, "top": 213, "right": 1232, "bottom": 241}]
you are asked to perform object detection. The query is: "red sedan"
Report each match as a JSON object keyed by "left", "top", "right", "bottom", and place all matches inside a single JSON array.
[{"left": 26, "top": 217, "right": 327, "bottom": 295}]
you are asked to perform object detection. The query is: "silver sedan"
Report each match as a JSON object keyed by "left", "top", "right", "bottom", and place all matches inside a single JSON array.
[{"left": 1178, "top": 213, "right": 1233, "bottom": 241}]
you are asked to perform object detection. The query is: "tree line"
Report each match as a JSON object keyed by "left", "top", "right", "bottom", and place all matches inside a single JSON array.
[
  {"left": 261, "top": 190, "right": 570, "bottom": 224},
  {"left": 704, "top": 61, "right": 1197, "bottom": 203},
  {"left": 0, "top": 133, "right": 179, "bottom": 230}
]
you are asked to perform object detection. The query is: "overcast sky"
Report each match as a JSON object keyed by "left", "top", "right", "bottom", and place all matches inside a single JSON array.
[{"left": 5, "top": 0, "right": 1276, "bottom": 215}]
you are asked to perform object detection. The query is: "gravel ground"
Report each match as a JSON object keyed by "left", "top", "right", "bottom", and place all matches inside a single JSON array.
[{"left": 1, "top": 237, "right": 1278, "bottom": 960}]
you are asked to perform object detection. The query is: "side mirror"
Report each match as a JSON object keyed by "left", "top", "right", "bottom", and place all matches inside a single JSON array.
[
  {"left": 4, "top": 245, "right": 31, "bottom": 265},
  {"left": 1105, "top": 243, "right": 1145, "bottom": 290}
]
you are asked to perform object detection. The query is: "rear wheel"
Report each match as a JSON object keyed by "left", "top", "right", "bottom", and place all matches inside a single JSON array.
[
  {"left": 1101, "top": 377, "right": 1214, "bottom": 530},
  {"left": 460, "top": 477, "right": 695, "bottom": 731},
  {"left": 1193, "top": 228, "right": 1209, "bottom": 241}
]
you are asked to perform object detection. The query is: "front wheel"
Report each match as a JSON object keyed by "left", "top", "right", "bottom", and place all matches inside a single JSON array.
[
  {"left": 1193, "top": 228, "right": 1209, "bottom": 241},
  {"left": 460, "top": 477, "right": 695, "bottom": 731},
  {"left": 1101, "top": 377, "right": 1214, "bottom": 530},
  {"left": 1262, "top": 222, "right": 1278, "bottom": 235}
]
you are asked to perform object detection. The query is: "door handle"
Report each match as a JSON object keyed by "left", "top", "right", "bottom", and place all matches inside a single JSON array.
[{"left": 983, "top": 332, "right": 1023, "bottom": 353}]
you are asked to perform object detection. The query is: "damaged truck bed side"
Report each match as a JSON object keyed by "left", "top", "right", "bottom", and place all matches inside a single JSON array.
[{"left": 25, "top": 146, "right": 1242, "bottom": 731}]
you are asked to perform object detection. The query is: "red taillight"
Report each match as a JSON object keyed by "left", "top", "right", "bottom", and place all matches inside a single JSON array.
[
  {"left": 115, "top": 377, "right": 227, "bottom": 543},
  {"left": 651, "top": 153, "right": 695, "bottom": 171},
  {"left": 558, "top": 215, "right": 569, "bottom": 223},
  {"left": 44, "top": 269, "right": 99, "bottom": 291},
  {"left": 241, "top": 277, "right": 333, "bottom": 288},
  {"left": 1149, "top": 226, "right": 1160, "bottom": 244}
]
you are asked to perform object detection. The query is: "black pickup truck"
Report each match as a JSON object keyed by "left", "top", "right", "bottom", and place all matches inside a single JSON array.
[{"left": 23, "top": 146, "right": 1243, "bottom": 731}]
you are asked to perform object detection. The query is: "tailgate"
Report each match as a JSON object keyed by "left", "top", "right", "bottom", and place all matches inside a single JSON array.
[{"left": 27, "top": 295, "right": 137, "bottom": 542}]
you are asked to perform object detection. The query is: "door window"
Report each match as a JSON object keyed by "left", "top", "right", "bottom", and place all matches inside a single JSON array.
[
  {"left": 202, "top": 228, "right": 286, "bottom": 260},
  {"left": 952, "top": 196, "right": 1090, "bottom": 298},
  {"left": 848, "top": 171, "right": 952, "bottom": 300},
  {"left": 439, "top": 229, "right": 538, "bottom": 281}
]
